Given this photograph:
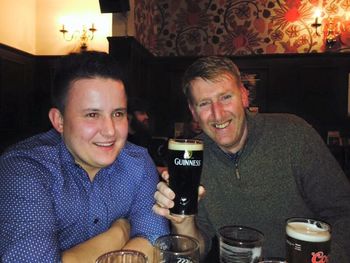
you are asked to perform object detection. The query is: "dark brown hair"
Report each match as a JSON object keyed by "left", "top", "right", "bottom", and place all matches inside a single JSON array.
[{"left": 182, "top": 56, "right": 241, "bottom": 104}]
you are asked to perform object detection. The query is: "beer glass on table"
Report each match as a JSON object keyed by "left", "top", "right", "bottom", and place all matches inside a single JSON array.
[
  {"left": 218, "top": 225, "right": 264, "bottom": 263},
  {"left": 95, "top": 250, "right": 147, "bottom": 263},
  {"left": 154, "top": 234, "right": 200, "bottom": 263},
  {"left": 285, "top": 217, "right": 331, "bottom": 263},
  {"left": 167, "top": 138, "right": 203, "bottom": 216},
  {"left": 258, "top": 260, "right": 287, "bottom": 263}
]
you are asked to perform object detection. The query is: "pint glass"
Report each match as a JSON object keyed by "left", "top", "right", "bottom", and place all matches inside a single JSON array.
[
  {"left": 167, "top": 138, "right": 203, "bottom": 216},
  {"left": 154, "top": 234, "right": 200, "bottom": 263},
  {"left": 286, "top": 218, "right": 331, "bottom": 263}
]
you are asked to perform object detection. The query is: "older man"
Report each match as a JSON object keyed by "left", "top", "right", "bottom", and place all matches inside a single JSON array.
[{"left": 154, "top": 56, "right": 350, "bottom": 262}]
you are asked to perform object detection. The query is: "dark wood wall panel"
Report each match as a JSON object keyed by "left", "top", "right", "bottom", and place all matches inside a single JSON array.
[
  {"left": 108, "top": 37, "right": 350, "bottom": 140},
  {"left": 32, "top": 56, "right": 59, "bottom": 131},
  {"left": 0, "top": 44, "right": 58, "bottom": 151},
  {"left": 0, "top": 59, "right": 26, "bottom": 129},
  {"left": 1, "top": 38, "right": 350, "bottom": 152},
  {"left": 0, "top": 45, "right": 34, "bottom": 150}
]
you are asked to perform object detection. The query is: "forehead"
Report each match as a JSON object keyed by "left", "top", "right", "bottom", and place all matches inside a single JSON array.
[
  {"left": 69, "top": 77, "right": 124, "bottom": 93},
  {"left": 66, "top": 78, "right": 126, "bottom": 105},
  {"left": 190, "top": 73, "right": 239, "bottom": 95},
  {"left": 208, "top": 72, "right": 239, "bottom": 84}
]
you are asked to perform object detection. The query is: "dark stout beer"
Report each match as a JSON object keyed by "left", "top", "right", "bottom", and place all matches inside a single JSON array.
[
  {"left": 168, "top": 139, "right": 203, "bottom": 216},
  {"left": 286, "top": 218, "right": 331, "bottom": 263}
]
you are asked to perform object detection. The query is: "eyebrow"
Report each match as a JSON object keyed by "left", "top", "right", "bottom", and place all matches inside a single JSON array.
[
  {"left": 115, "top": 107, "right": 127, "bottom": 112},
  {"left": 82, "top": 107, "right": 127, "bottom": 112},
  {"left": 196, "top": 90, "right": 233, "bottom": 103}
]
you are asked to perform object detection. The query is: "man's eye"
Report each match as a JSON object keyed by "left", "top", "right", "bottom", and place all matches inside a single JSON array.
[
  {"left": 87, "top": 112, "right": 98, "bottom": 118},
  {"left": 198, "top": 101, "right": 211, "bottom": 108},
  {"left": 113, "top": 111, "right": 125, "bottom": 118},
  {"left": 221, "top": 94, "right": 233, "bottom": 103}
]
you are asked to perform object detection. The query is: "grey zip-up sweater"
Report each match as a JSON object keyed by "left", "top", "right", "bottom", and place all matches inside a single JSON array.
[{"left": 195, "top": 112, "right": 350, "bottom": 262}]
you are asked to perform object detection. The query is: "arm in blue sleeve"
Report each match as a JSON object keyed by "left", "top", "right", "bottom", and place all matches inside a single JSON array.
[
  {"left": 128, "top": 153, "right": 170, "bottom": 244},
  {"left": 0, "top": 156, "right": 60, "bottom": 262}
]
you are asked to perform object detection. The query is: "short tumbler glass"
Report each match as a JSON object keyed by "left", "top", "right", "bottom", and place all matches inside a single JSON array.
[
  {"left": 154, "top": 234, "right": 200, "bottom": 263},
  {"left": 95, "top": 249, "right": 147, "bottom": 263},
  {"left": 219, "top": 225, "right": 264, "bottom": 263}
]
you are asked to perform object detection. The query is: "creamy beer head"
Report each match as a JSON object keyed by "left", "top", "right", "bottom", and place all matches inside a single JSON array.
[
  {"left": 168, "top": 139, "right": 203, "bottom": 216},
  {"left": 168, "top": 139, "right": 203, "bottom": 151},
  {"left": 286, "top": 220, "right": 331, "bottom": 242},
  {"left": 286, "top": 218, "right": 331, "bottom": 263}
]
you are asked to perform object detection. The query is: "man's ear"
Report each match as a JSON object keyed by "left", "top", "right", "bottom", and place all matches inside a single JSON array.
[
  {"left": 240, "top": 84, "right": 250, "bottom": 108},
  {"left": 188, "top": 103, "right": 199, "bottom": 122},
  {"left": 48, "top": 108, "right": 64, "bottom": 133}
]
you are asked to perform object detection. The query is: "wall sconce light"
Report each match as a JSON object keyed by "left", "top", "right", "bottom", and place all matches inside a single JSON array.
[
  {"left": 339, "top": 19, "right": 350, "bottom": 46},
  {"left": 311, "top": 9, "right": 322, "bottom": 36},
  {"left": 325, "top": 18, "right": 339, "bottom": 49},
  {"left": 310, "top": 8, "right": 343, "bottom": 50},
  {"left": 59, "top": 24, "right": 97, "bottom": 50}
]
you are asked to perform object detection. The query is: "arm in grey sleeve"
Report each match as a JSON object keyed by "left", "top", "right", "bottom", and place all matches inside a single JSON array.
[
  {"left": 195, "top": 200, "right": 217, "bottom": 258},
  {"left": 292, "top": 120, "right": 350, "bottom": 262}
]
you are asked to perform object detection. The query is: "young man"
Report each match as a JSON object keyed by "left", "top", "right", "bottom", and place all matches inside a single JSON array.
[
  {"left": 153, "top": 56, "right": 350, "bottom": 262},
  {"left": 0, "top": 51, "right": 169, "bottom": 262}
]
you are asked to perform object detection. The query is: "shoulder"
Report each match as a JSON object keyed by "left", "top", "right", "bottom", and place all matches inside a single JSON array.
[
  {"left": 118, "top": 142, "right": 156, "bottom": 169},
  {"left": 112, "top": 142, "right": 159, "bottom": 184},
  {"left": 250, "top": 113, "right": 313, "bottom": 134},
  {"left": 250, "top": 113, "right": 326, "bottom": 152},
  {"left": 253, "top": 112, "right": 309, "bottom": 126},
  {"left": 0, "top": 129, "right": 62, "bottom": 176},
  {"left": 2, "top": 129, "right": 61, "bottom": 154},
  {"left": 121, "top": 141, "right": 149, "bottom": 159}
]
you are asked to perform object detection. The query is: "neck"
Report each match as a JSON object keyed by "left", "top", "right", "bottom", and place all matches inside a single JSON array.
[{"left": 220, "top": 121, "right": 248, "bottom": 154}]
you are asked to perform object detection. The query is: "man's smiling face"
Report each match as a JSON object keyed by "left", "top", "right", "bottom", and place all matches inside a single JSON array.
[
  {"left": 189, "top": 73, "right": 248, "bottom": 153},
  {"left": 59, "top": 77, "right": 128, "bottom": 179}
]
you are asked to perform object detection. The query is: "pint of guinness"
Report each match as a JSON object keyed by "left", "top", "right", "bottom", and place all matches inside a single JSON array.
[
  {"left": 168, "top": 139, "right": 203, "bottom": 216},
  {"left": 286, "top": 218, "right": 331, "bottom": 263}
]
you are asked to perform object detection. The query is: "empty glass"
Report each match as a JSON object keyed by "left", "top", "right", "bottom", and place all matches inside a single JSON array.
[
  {"left": 219, "top": 225, "right": 264, "bottom": 263},
  {"left": 154, "top": 234, "right": 200, "bottom": 263},
  {"left": 95, "top": 249, "right": 147, "bottom": 263},
  {"left": 258, "top": 260, "right": 287, "bottom": 263}
]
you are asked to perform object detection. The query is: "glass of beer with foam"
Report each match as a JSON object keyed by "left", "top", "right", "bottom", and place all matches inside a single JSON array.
[
  {"left": 167, "top": 138, "right": 203, "bottom": 216},
  {"left": 286, "top": 217, "right": 331, "bottom": 263}
]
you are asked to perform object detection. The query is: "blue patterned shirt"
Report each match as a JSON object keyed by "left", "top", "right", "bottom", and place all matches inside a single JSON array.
[{"left": 0, "top": 129, "right": 169, "bottom": 262}]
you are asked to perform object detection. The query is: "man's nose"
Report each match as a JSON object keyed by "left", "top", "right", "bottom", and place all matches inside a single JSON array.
[
  {"left": 101, "top": 117, "right": 116, "bottom": 136},
  {"left": 211, "top": 101, "right": 224, "bottom": 120}
]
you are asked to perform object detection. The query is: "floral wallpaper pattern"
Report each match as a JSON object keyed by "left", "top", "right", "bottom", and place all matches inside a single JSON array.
[{"left": 134, "top": 0, "right": 350, "bottom": 56}]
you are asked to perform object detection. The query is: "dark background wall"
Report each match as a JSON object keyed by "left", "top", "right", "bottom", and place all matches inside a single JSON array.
[
  {"left": 1, "top": 38, "right": 350, "bottom": 154},
  {"left": 109, "top": 37, "right": 350, "bottom": 141},
  {"left": 0, "top": 44, "right": 56, "bottom": 151}
]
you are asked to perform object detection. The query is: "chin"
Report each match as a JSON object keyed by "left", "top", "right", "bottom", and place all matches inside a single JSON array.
[
  {"left": 96, "top": 159, "right": 115, "bottom": 168},
  {"left": 218, "top": 139, "right": 237, "bottom": 149},
  {"left": 96, "top": 152, "right": 120, "bottom": 165}
]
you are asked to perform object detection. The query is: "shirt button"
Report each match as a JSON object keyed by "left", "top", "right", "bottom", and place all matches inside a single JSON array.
[{"left": 93, "top": 218, "right": 99, "bottom": 224}]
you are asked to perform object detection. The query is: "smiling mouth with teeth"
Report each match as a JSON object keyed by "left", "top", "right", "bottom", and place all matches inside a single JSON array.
[
  {"left": 95, "top": 142, "right": 115, "bottom": 147},
  {"left": 214, "top": 121, "right": 230, "bottom": 129}
]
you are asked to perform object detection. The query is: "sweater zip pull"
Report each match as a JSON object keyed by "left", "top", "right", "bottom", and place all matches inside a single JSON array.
[{"left": 235, "top": 162, "right": 240, "bottom": 180}]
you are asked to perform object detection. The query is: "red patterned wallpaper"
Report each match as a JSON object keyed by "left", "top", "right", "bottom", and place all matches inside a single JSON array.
[{"left": 134, "top": 0, "right": 350, "bottom": 56}]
